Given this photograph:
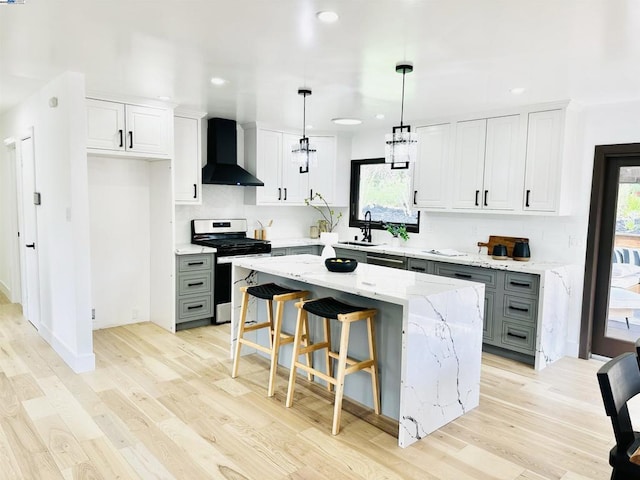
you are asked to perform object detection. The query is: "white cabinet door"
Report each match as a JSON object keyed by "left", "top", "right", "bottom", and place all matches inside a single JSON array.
[
  {"left": 256, "top": 129, "right": 283, "bottom": 204},
  {"left": 125, "top": 104, "right": 169, "bottom": 155},
  {"left": 174, "top": 116, "right": 202, "bottom": 204},
  {"left": 452, "top": 119, "right": 487, "bottom": 209},
  {"left": 281, "top": 132, "right": 309, "bottom": 204},
  {"left": 483, "top": 115, "right": 521, "bottom": 211},
  {"left": 413, "top": 123, "right": 451, "bottom": 209},
  {"left": 86, "top": 99, "right": 125, "bottom": 151},
  {"left": 523, "top": 110, "right": 563, "bottom": 212},
  {"left": 309, "top": 135, "right": 337, "bottom": 204}
]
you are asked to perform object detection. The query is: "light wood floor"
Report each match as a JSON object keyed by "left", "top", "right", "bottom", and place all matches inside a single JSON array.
[{"left": 0, "top": 301, "right": 616, "bottom": 479}]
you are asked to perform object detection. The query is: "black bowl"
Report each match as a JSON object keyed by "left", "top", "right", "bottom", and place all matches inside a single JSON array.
[{"left": 325, "top": 257, "right": 358, "bottom": 273}]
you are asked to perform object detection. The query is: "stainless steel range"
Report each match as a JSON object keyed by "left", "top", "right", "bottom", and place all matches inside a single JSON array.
[{"left": 191, "top": 219, "right": 271, "bottom": 324}]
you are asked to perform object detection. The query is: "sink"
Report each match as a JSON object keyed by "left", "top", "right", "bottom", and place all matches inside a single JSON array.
[{"left": 339, "top": 241, "right": 380, "bottom": 247}]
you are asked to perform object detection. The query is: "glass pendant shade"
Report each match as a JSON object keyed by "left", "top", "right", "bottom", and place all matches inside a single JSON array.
[
  {"left": 385, "top": 128, "right": 417, "bottom": 166},
  {"left": 291, "top": 136, "right": 317, "bottom": 170}
]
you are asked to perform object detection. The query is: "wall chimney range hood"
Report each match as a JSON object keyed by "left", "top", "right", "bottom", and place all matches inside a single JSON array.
[{"left": 202, "top": 117, "right": 264, "bottom": 186}]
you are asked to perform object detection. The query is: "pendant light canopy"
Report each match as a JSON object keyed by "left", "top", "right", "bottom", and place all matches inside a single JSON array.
[
  {"left": 292, "top": 88, "right": 317, "bottom": 174},
  {"left": 385, "top": 62, "right": 417, "bottom": 169}
]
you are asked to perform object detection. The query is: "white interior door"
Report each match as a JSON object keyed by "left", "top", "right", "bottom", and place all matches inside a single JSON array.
[{"left": 19, "top": 132, "right": 40, "bottom": 329}]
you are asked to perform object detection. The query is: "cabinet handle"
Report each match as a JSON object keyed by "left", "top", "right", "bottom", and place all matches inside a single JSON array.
[
  {"left": 525, "top": 189, "right": 531, "bottom": 208},
  {"left": 284, "top": 188, "right": 287, "bottom": 201},
  {"left": 278, "top": 188, "right": 282, "bottom": 200},
  {"left": 310, "top": 189, "right": 313, "bottom": 199},
  {"left": 475, "top": 190, "right": 480, "bottom": 206},
  {"left": 507, "top": 331, "right": 527, "bottom": 340},
  {"left": 411, "top": 266, "right": 426, "bottom": 272},
  {"left": 128, "top": 131, "right": 133, "bottom": 149},
  {"left": 454, "top": 272, "right": 472, "bottom": 279},
  {"left": 413, "top": 190, "right": 417, "bottom": 205},
  {"left": 188, "top": 261, "right": 204, "bottom": 266},
  {"left": 187, "top": 282, "right": 204, "bottom": 287},
  {"left": 508, "top": 305, "right": 530, "bottom": 313},
  {"left": 484, "top": 190, "right": 488, "bottom": 206},
  {"left": 25, "top": 243, "right": 35, "bottom": 249},
  {"left": 193, "top": 184, "right": 197, "bottom": 199},
  {"left": 187, "top": 304, "right": 204, "bottom": 310},
  {"left": 118, "top": 129, "right": 123, "bottom": 147},
  {"left": 368, "top": 255, "right": 404, "bottom": 264},
  {"left": 509, "top": 281, "right": 531, "bottom": 288}
]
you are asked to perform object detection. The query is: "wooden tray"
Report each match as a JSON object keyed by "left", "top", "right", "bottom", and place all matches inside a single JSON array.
[{"left": 477, "top": 235, "right": 529, "bottom": 257}]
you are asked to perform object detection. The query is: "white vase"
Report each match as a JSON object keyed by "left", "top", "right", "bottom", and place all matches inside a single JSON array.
[
  {"left": 320, "top": 232, "right": 339, "bottom": 259},
  {"left": 390, "top": 236, "right": 400, "bottom": 247}
]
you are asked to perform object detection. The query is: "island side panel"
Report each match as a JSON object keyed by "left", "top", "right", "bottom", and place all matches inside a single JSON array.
[
  {"left": 398, "top": 284, "right": 484, "bottom": 448},
  {"left": 230, "top": 266, "right": 259, "bottom": 358}
]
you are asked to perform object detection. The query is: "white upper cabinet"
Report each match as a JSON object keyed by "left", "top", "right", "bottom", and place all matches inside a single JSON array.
[
  {"left": 523, "top": 109, "right": 563, "bottom": 212},
  {"left": 412, "top": 123, "right": 452, "bottom": 210},
  {"left": 244, "top": 125, "right": 337, "bottom": 206},
  {"left": 451, "top": 114, "right": 521, "bottom": 211},
  {"left": 86, "top": 98, "right": 171, "bottom": 158},
  {"left": 174, "top": 113, "right": 204, "bottom": 204}
]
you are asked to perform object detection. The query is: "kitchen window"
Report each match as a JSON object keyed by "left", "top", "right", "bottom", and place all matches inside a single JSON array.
[{"left": 349, "top": 158, "right": 419, "bottom": 232}]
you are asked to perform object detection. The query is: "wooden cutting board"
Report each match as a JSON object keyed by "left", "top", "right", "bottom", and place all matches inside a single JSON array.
[{"left": 477, "top": 235, "right": 529, "bottom": 257}]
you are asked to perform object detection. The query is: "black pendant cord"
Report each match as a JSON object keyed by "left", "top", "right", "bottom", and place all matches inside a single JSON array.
[
  {"left": 302, "top": 92, "right": 307, "bottom": 139},
  {"left": 400, "top": 70, "right": 406, "bottom": 128}
]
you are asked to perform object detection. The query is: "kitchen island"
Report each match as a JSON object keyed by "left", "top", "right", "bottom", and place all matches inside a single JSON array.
[{"left": 231, "top": 254, "right": 484, "bottom": 448}]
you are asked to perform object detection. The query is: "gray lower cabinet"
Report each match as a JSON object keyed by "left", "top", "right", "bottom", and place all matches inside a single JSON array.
[
  {"left": 366, "top": 252, "right": 407, "bottom": 269},
  {"left": 333, "top": 247, "right": 368, "bottom": 264},
  {"left": 431, "top": 261, "right": 540, "bottom": 363},
  {"left": 175, "top": 253, "right": 214, "bottom": 329},
  {"left": 407, "top": 258, "right": 433, "bottom": 274},
  {"left": 271, "top": 245, "right": 321, "bottom": 257}
]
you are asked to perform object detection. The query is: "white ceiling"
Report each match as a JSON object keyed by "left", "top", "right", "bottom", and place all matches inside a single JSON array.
[{"left": 2, "top": 0, "right": 640, "bottom": 132}]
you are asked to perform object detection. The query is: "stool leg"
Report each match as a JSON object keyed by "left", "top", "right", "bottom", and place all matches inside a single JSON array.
[
  {"left": 367, "top": 315, "right": 381, "bottom": 415},
  {"left": 323, "top": 317, "right": 333, "bottom": 392},
  {"left": 267, "top": 299, "right": 285, "bottom": 397},
  {"left": 302, "top": 314, "right": 313, "bottom": 382},
  {"left": 332, "top": 321, "right": 351, "bottom": 435},
  {"left": 266, "top": 299, "right": 274, "bottom": 350},
  {"left": 231, "top": 289, "right": 251, "bottom": 378},
  {"left": 286, "top": 308, "right": 306, "bottom": 408}
]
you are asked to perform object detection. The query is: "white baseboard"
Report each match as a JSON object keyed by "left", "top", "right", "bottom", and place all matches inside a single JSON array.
[{"left": 39, "top": 323, "right": 96, "bottom": 373}]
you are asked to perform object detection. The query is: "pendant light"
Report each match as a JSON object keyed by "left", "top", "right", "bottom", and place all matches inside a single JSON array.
[
  {"left": 292, "top": 88, "right": 317, "bottom": 174},
  {"left": 385, "top": 62, "right": 417, "bottom": 169}
]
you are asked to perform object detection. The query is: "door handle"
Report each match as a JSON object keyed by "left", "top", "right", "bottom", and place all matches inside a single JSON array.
[{"left": 26, "top": 243, "right": 35, "bottom": 249}]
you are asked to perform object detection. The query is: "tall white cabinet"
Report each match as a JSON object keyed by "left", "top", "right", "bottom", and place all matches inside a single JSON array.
[
  {"left": 412, "top": 123, "right": 452, "bottom": 209},
  {"left": 174, "top": 112, "right": 205, "bottom": 204}
]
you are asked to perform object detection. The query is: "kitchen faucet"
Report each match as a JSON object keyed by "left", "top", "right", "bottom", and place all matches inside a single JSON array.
[{"left": 361, "top": 210, "right": 372, "bottom": 243}]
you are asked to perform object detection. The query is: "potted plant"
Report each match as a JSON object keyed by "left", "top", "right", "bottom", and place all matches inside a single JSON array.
[
  {"left": 306, "top": 192, "right": 342, "bottom": 257},
  {"left": 385, "top": 223, "right": 409, "bottom": 246}
]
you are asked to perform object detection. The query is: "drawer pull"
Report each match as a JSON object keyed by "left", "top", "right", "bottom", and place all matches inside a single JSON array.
[
  {"left": 509, "top": 305, "right": 529, "bottom": 313},
  {"left": 368, "top": 255, "right": 404, "bottom": 264},
  {"left": 188, "top": 282, "right": 204, "bottom": 287},
  {"left": 454, "top": 273, "right": 472, "bottom": 279},
  {"left": 507, "top": 331, "right": 527, "bottom": 340},
  {"left": 188, "top": 261, "right": 204, "bottom": 266},
  {"left": 187, "top": 304, "right": 204, "bottom": 310},
  {"left": 412, "top": 266, "right": 426, "bottom": 272},
  {"left": 510, "top": 281, "right": 531, "bottom": 288}
]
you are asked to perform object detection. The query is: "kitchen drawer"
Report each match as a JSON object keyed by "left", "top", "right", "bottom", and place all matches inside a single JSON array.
[
  {"left": 502, "top": 294, "right": 537, "bottom": 324},
  {"left": 366, "top": 253, "right": 407, "bottom": 269},
  {"left": 408, "top": 258, "right": 432, "bottom": 274},
  {"left": 177, "top": 254, "right": 213, "bottom": 273},
  {"left": 333, "top": 248, "right": 367, "bottom": 264},
  {"left": 433, "top": 262, "right": 497, "bottom": 288},
  {"left": 177, "top": 272, "right": 212, "bottom": 296},
  {"left": 271, "top": 248, "right": 287, "bottom": 257},
  {"left": 504, "top": 272, "right": 539, "bottom": 296},
  {"left": 288, "top": 245, "right": 319, "bottom": 255},
  {"left": 176, "top": 295, "right": 213, "bottom": 322},
  {"left": 500, "top": 321, "right": 536, "bottom": 355}
]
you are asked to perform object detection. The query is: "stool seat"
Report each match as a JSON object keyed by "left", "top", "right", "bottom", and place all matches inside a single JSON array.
[
  {"left": 302, "top": 297, "right": 367, "bottom": 319},
  {"left": 247, "top": 283, "right": 301, "bottom": 300}
]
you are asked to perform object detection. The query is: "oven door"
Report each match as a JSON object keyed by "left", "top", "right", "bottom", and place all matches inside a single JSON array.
[{"left": 214, "top": 253, "right": 271, "bottom": 323}]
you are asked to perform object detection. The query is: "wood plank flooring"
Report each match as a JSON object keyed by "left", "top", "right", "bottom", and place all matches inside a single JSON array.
[{"left": 0, "top": 301, "right": 616, "bottom": 479}]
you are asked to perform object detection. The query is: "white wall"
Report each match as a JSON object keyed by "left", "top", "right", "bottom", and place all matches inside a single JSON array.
[
  {"left": 0, "top": 141, "right": 20, "bottom": 301},
  {"left": 0, "top": 72, "right": 95, "bottom": 373}
]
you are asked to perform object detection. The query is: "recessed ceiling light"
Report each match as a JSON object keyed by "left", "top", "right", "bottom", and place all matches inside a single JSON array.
[
  {"left": 332, "top": 118, "right": 362, "bottom": 125},
  {"left": 375, "top": 113, "right": 385, "bottom": 120},
  {"left": 510, "top": 87, "right": 525, "bottom": 95},
  {"left": 210, "top": 77, "right": 227, "bottom": 86},
  {"left": 316, "top": 11, "right": 339, "bottom": 23},
  {"left": 157, "top": 95, "right": 171, "bottom": 101}
]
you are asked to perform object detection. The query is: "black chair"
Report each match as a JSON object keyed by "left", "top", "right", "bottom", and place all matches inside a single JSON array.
[{"left": 597, "top": 352, "right": 640, "bottom": 479}]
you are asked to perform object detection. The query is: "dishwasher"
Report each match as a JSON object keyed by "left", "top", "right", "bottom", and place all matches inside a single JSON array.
[{"left": 366, "top": 253, "right": 407, "bottom": 269}]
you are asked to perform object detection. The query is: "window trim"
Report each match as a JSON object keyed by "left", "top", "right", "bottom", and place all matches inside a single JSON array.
[{"left": 349, "top": 157, "right": 420, "bottom": 233}]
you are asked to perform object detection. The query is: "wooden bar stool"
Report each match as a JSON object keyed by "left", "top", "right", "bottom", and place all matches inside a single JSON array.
[
  {"left": 232, "top": 283, "right": 311, "bottom": 397},
  {"left": 286, "top": 297, "right": 380, "bottom": 435}
]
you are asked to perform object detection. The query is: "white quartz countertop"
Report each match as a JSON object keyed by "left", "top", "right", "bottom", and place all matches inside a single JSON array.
[
  {"left": 174, "top": 243, "right": 216, "bottom": 255},
  {"left": 269, "top": 238, "right": 323, "bottom": 249},
  {"left": 331, "top": 242, "right": 569, "bottom": 275},
  {"left": 232, "top": 254, "right": 480, "bottom": 306}
]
